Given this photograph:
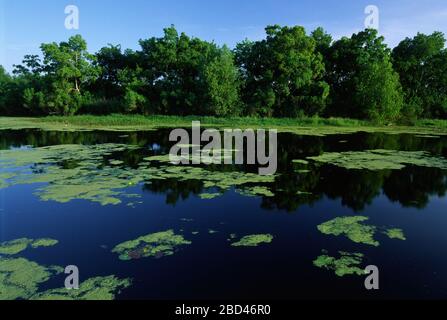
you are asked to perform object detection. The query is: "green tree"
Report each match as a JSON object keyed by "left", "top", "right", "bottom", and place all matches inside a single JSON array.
[
  {"left": 0, "top": 66, "right": 11, "bottom": 114},
  {"left": 39, "top": 35, "right": 99, "bottom": 115},
  {"left": 136, "top": 25, "right": 240, "bottom": 116},
  {"left": 118, "top": 66, "right": 148, "bottom": 113},
  {"left": 94, "top": 45, "right": 126, "bottom": 98},
  {"left": 326, "top": 29, "right": 403, "bottom": 123},
  {"left": 202, "top": 46, "right": 240, "bottom": 116},
  {"left": 311, "top": 27, "right": 332, "bottom": 58},
  {"left": 392, "top": 32, "right": 447, "bottom": 119},
  {"left": 11, "top": 55, "right": 49, "bottom": 115},
  {"left": 235, "top": 25, "right": 329, "bottom": 117}
]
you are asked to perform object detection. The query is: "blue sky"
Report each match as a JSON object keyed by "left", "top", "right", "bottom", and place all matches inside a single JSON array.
[{"left": 1, "top": 0, "right": 447, "bottom": 72}]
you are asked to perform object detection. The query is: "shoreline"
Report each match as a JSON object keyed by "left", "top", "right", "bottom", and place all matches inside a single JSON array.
[{"left": 1, "top": 115, "right": 447, "bottom": 136}]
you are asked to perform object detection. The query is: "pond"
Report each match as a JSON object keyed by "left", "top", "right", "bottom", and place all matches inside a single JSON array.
[{"left": 1, "top": 128, "right": 447, "bottom": 300}]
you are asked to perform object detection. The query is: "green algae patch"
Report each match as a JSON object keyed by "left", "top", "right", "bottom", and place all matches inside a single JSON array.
[
  {"left": 318, "top": 216, "right": 407, "bottom": 246},
  {"left": 231, "top": 234, "right": 274, "bottom": 247},
  {"left": 384, "top": 228, "right": 406, "bottom": 240},
  {"left": 313, "top": 251, "right": 365, "bottom": 277},
  {"left": 0, "top": 142, "right": 278, "bottom": 205},
  {"left": 236, "top": 186, "right": 274, "bottom": 198},
  {"left": 0, "top": 257, "right": 63, "bottom": 300},
  {"left": 109, "top": 160, "right": 124, "bottom": 165},
  {"left": 0, "top": 172, "right": 15, "bottom": 189},
  {"left": 292, "top": 159, "right": 309, "bottom": 165},
  {"left": 318, "top": 216, "right": 379, "bottom": 246},
  {"left": 112, "top": 230, "right": 192, "bottom": 261},
  {"left": 0, "top": 237, "right": 131, "bottom": 300},
  {"left": 199, "top": 193, "right": 222, "bottom": 200},
  {"left": 0, "top": 239, "right": 32, "bottom": 255},
  {"left": 0, "top": 143, "right": 143, "bottom": 206},
  {"left": 0, "top": 238, "right": 59, "bottom": 255},
  {"left": 30, "top": 238, "right": 59, "bottom": 249},
  {"left": 32, "top": 276, "right": 132, "bottom": 300},
  {"left": 143, "top": 158, "right": 276, "bottom": 192},
  {"left": 307, "top": 149, "right": 447, "bottom": 171}
]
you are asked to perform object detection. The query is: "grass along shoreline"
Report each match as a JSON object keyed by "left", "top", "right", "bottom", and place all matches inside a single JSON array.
[{"left": 0, "top": 115, "right": 447, "bottom": 136}]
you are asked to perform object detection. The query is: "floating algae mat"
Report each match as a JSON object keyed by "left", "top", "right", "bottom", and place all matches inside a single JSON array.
[
  {"left": 112, "top": 230, "right": 192, "bottom": 261},
  {"left": 313, "top": 251, "right": 365, "bottom": 277},
  {"left": 0, "top": 238, "right": 131, "bottom": 300},
  {"left": 0, "top": 257, "right": 63, "bottom": 300},
  {"left": 0, "top": 257, "right": 131, "bottom": 300},
  {"left": 231, "top": 234, "right": 274, "bottom": 247},
  {"left": 143, "top": 148, "right": 239, "bottom": 165},
  {"left": 0, "top": 238, "right": 58, "bottom": 255},
  {"left": 199, "top": 192, "right": 222, "bottom": 200},
  {"left": 236, "top": 186, "right": 275, "bottom": 198},
  {"left": 317, "top": 216, "right": 406, "bottom": 246},
  {"left": 32, "top": 276, "right": 131, "bottom": 300},
  {"left": 0, "top": 144, "right": 276, "bottom": 206},
  {"left": 306, "top": 149, "right": 447, "bottom": 171},
  {"left": 383, "top": 229, "right": 406, "bottom": 240},
  {"left": 0, "top": 144, "right": 143, "bottom": 206}
]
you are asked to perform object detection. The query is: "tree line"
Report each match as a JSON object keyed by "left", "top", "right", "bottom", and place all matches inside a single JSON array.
[{"left": 0, "top": 25, "right": 446, "bottom": 123}]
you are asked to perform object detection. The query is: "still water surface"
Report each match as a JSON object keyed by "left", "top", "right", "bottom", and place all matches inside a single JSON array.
[{"left": 1, "top": 129, "right": 447, "bottom": 299}]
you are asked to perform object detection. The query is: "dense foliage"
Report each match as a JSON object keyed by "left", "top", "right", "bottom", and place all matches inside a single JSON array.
[
  {"left": 0, "top": 25, "right": 446, "bottom": 123},
  {"left": 392, "top": 32, "right": 447, "bottom": 120}
]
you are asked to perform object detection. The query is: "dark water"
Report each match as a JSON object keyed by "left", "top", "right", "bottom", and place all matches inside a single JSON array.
[{"left": 1, "top": 129, "right": 447, "bottom": 300}]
